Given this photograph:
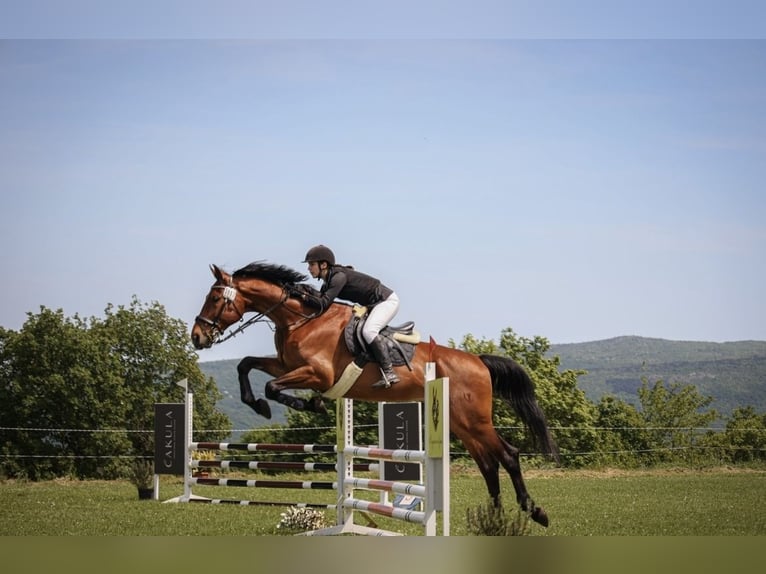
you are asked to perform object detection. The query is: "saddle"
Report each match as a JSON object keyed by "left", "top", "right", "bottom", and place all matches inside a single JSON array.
[{"left": 344, "top": 305, "right": 420, "bottom": 370}]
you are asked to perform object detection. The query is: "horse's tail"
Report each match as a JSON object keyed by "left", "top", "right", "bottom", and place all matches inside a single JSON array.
[{"left": 479, "top": 354, "right": 560, "bottom": 463}]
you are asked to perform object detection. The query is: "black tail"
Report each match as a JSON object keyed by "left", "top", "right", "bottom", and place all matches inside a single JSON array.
[{"left": 479, "top": 354, "right": 560, "bottom": 462}]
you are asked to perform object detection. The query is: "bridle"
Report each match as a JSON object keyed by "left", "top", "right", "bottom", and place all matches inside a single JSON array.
[
  {"left": 194, "top": 282, "right": 317, "bottom": 345},
  {"left": 194, "top": 284, "right": 247, "bottom": 345}
]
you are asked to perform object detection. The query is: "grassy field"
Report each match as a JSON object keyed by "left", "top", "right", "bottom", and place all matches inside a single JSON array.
[{"left": 2, "top": 465, "right": 764, "bottom": 536}]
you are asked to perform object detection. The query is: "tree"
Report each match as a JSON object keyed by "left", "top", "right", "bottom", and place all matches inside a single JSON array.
[
  {"left": 0, "top": 308, "right": 130, "bottom": 479},
  {"left": 0, "top": 299, "right": 230, "bottom": 480},
  {"left": 93, "top": 297, "right": 230, "bottom": 455},
  {"left": 710, "top": 406, "right": 766, "bottom": 463},
  {"left": 638, "top": 378, "right": 718, "bottom": 465},
  {"left": 593, "top": 396, "right": 652, "bottom": 467},
  {"left": 452, "top": 328, "right": 599, "bottom": 466}
]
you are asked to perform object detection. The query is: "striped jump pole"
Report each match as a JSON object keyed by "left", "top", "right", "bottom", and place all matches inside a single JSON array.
[
  {"left": 192, "top": 460, "right": 378, "bottom": 473},
  {"left": 191, "top": 442, "right": 336, "bottom": 453},
  {"left": 190, "top": 477, "right": 336, "bottom": 489},
  {"left": 188, "top": 498, "right": 335, "bottom": 509}
]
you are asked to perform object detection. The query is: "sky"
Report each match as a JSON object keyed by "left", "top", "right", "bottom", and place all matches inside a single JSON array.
[{"left": 2, "top": 2, "right": 765, "bottom": 362}]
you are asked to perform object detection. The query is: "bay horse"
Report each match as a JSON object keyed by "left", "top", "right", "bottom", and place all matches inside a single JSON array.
[{"left": 191, "top": 262, "right": 559, "bottom": 526}]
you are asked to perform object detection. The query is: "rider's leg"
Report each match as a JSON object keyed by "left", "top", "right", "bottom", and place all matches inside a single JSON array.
[
  {"left": 362, "top": 294, "right": 400, "bottom": 387},
  {"left": 367, "top": 335, "right": 399, "bottom": 386}
]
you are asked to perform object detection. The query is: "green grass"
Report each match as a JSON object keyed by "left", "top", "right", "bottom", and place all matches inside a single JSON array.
[
  {"left": 1, "top": 467, "right": 764, "bottom": 536},
  {"left": 523, "top": 467, "right": 766, "bottom": 536}
]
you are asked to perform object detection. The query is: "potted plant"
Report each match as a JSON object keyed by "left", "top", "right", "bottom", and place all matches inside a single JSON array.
[{"left": 129, "top": 459, "right": 155, "bottom": 500}]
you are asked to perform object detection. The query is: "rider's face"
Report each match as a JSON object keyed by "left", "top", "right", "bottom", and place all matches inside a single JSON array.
[{"left": 307, "top": 261, "right": 324, "bottom": 279}]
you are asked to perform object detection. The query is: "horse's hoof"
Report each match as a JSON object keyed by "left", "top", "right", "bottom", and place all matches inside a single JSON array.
[
  {"left": 254, "top": 398, "right": 272, "bottom": 419},
  {"left": 531, "top": 506, "right": 549, "bottom": 527},
  {"left": 309, "top": 396, "right": 328, "bottom": 415}
]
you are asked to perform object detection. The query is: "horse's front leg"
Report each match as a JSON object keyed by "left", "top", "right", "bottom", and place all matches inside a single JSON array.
[
  {"left": 263, "top": 365, "right": 329, "bottom": 415},
  {"left": 237, "top": 356, "right": 285, "bottom": 419}
]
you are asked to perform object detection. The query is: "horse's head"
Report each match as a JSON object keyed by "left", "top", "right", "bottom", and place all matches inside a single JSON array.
[{"left": 191, "top": 264, "right": 244, "bottom": 349}]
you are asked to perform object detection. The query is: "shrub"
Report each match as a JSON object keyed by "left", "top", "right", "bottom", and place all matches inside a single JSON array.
[{"left": 465, "top": 498, "right": 531, "bottom": 536}]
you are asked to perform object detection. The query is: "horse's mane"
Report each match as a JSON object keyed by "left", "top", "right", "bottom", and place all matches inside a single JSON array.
[{"left": 232, "top": 261, "right": 308, "bottom": 286}]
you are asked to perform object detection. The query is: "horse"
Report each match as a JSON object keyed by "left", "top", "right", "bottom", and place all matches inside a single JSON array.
[{"left": 191, "top": 261, "right": 559, "bottom": 526}]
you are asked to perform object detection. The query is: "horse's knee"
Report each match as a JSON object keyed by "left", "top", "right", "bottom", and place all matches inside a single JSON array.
[
  {"left": 237, "top": 357, "right": 254, "bottom": 376},
  {"left": 264, "top": 381, "right": 279, "bottom": 400}
]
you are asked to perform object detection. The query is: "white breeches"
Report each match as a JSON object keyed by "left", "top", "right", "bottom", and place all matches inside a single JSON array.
[{"left": 361, "top": 292, "right": 400, "bottom": 344}]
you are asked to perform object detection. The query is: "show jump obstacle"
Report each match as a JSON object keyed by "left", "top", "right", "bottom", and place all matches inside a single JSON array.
[{"left": 155, "top": 364, "right": 450, "bottom": 536}]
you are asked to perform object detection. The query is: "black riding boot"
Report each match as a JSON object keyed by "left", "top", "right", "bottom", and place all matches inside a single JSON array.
[{"left": 368, "top": 335, "right": 400, "bottom": 388}]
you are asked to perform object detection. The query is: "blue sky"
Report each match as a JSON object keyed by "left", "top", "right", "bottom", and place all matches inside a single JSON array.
[{"left": 2, "top": 5, "right": 765, "bottom": 361}]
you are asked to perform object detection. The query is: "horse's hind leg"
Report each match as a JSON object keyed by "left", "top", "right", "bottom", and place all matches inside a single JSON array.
[
  {"left": 497, "top": 434, "right": 549, "bottom": 527},
  {"left": 264, "top": 381, "right": 327, "bottom": 414},
  {"left": 457, "top": 430, "right": 503, "bottom": 505},
  {"left": 476, "top": 453, "right": 502, "bottom": 507}
]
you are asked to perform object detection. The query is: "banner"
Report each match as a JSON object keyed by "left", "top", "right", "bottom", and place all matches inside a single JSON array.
[
  {"left": 153, "top": 403, "right": 186, "bottom": 475},
  {"left": 382, "top": 402, "right": 421, "bottom": 481}
]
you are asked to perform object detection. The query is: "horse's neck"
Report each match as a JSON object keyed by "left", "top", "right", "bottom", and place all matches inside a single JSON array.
[
  {"left": 287, "top": 300, "right": 350, "bottom": 332},
  {"left": 240, "top": 285, "right": 285, "bottom": 316}
]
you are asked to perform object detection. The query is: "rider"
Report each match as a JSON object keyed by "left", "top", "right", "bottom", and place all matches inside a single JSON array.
[{"left": 301, "top": 244, "right": 400, "bottom": 388}]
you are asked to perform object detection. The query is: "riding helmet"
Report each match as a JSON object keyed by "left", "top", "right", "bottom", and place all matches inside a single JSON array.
[{"left": 303, "top": 244, "right": 336, "bottom": 265}]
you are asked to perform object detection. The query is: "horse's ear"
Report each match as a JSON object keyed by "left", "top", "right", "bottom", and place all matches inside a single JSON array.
[{"left": 210, "top": 264, "right": 231, "bottom": 284}]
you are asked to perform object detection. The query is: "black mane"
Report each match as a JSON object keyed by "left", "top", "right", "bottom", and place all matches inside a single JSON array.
[{"left": 232, "top": 261, "right": 307, "bottom": 286}]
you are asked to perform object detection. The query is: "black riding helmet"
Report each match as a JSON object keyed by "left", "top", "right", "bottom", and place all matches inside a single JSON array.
[{"left": 303, "top": 244, "right": 336, "bottom": 265}]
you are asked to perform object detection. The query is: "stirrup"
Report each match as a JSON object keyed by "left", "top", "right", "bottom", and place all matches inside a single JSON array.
[{"left": 371, "top": 368, "right": 399, "bottom": 389}]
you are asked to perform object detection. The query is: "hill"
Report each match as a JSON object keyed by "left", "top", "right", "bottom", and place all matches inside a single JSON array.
[
  {"left": 200, "top": 337, "right": 766, "bottom": 436},
  {"left": 549, "top": 336, "right": 766, "bottom": 415},
  {"left": 198, "top": 360, "right": 289, "bottom": 436}
]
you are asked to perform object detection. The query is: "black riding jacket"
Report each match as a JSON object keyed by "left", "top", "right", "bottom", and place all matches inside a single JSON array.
[{"left": 305, "top": 266, "right": 393, "bottom": 313}]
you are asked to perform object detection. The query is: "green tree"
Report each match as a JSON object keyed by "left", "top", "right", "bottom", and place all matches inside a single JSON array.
[
  {"left": 0, "top": 299, "right": 230, "bottom": 480},
  {"left": 93, "top": 297, "right": 230, "bottom": 455},
  {"left": 452, "top": 328, "right": 598, "bottom": 467},
  {"left": 638, "top": 379, "right": 718, "bottom": 465},
  {"left": 0, "top": 308, "right": 130, "bottom": 479},
  {"left": 593, "top": 396, "right": 652, "bottom": 467},
  {"left": 708, "top": 406, "right": 766, "bottom": 463}
]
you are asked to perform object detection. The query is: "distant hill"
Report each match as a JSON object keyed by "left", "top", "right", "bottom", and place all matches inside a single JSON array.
[
  {"left": 549, "top": 336, "right": 766, "bottom": 416},
  {"left": 200, "top": 337, "right": 766, "bottom": 437},
  {"left": 198, "top": 360, "right": 289, "bottom": 437}
]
